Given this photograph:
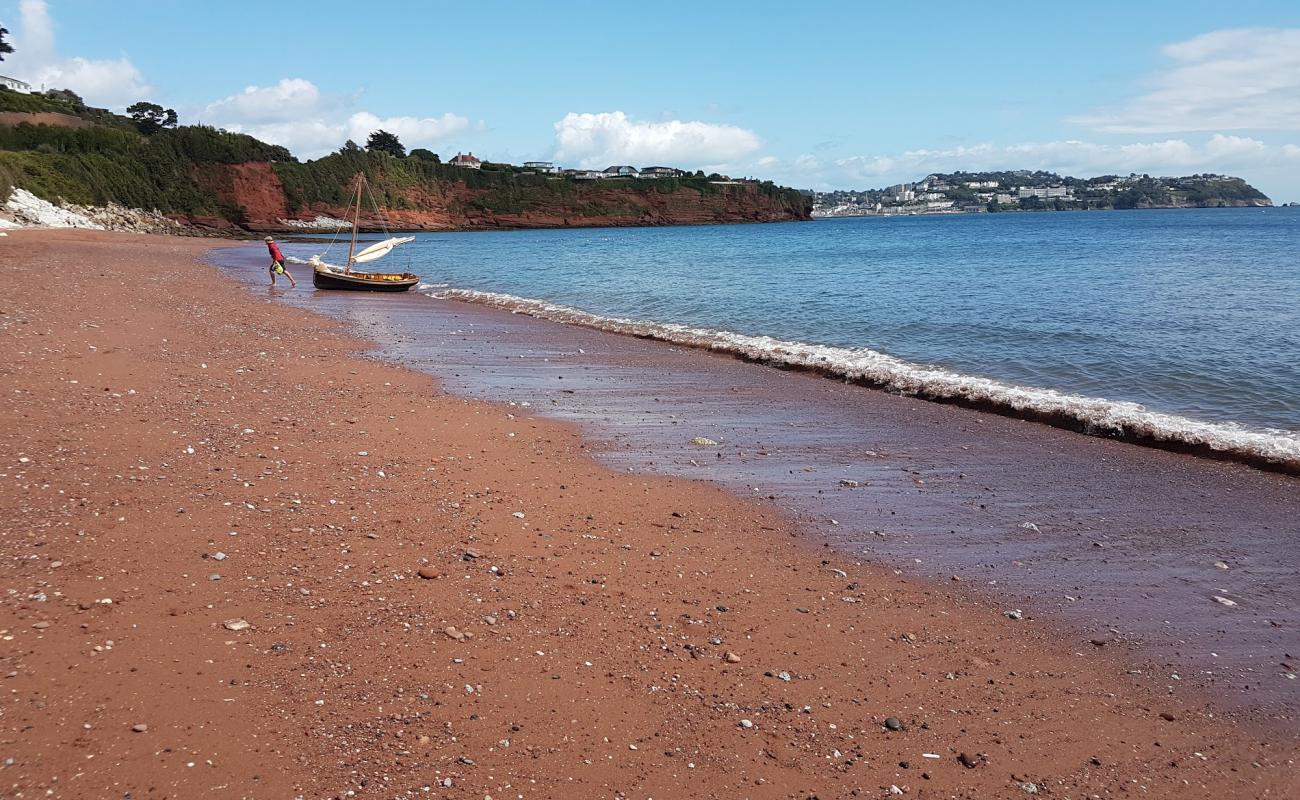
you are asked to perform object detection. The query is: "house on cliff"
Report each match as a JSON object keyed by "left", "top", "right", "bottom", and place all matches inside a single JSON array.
[
  {"left": 450, "top": 152, "right": 482, "bottom": 169},
  {"left": 602, "top": 165, "right": 639, "bottom": 177},
  {"left": 639, "top": 166, "right": 683, "bottom": 178},
  {"left": 0, "top": 75, "right": 32, "bottom": 93}
]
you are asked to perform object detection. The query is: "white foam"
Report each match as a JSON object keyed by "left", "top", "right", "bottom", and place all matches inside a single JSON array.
[
  {"left": 422, "top": 285, "right": 1300, "bottom": 468},
  {"left": 277, "top": 215, "right": 350, "bottom": 230}
]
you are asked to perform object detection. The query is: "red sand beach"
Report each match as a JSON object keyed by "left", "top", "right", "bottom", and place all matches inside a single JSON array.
[{"left": 1, "top": 230, "right": 1297, "bottom": 799}]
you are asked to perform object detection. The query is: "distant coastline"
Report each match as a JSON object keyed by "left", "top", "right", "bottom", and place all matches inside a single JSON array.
[{"left": 812, "top": 170, "right": 1271, "bottom": 218}]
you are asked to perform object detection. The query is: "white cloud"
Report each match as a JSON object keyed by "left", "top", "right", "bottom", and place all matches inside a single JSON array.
[
  {"left": 4, "top": 0, "right": 152, "bottom": 107},
  {"left": 553, "top": 111, "right": 762, "bottom": 168},
  {"left": 201, "top": 79, "right": 471, "bottom": 158},
  {"left": 771, "top": 136, "right": 1300, "bottom": 200},
  {"left": 203, "top": 78, "right": 323, "bottom": 124},
  {"left": 344, "top": 111, "right": 470, "bottom": 147},
  {"left": 1074, "top": 27, "right": 1300, "bottom": 134}
]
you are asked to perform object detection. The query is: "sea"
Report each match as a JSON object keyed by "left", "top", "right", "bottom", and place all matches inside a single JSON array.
[
  {"left": 218, "top": 206, "right": 1300, "bottom": 718},
  {"left": 304, "top": 206, "right": 1300, "bottom": 465}
]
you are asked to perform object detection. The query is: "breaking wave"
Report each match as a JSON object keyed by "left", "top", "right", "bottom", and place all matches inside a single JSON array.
[{"left": 419, "top": 284, "right": 1300, "bottom": 472}]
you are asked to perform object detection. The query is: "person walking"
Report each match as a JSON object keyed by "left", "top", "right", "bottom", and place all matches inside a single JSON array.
[{"left": 265, "top": 236, "right": 296, "bottom": 287}]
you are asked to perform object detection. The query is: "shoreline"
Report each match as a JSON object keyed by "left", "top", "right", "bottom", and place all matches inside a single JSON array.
[
  {"left": 3, "top": 229, "right": 1297, "bottom": 798},
  {"left": 221, "top": 239, "right": 1300, "bottom": 723},
  {"left": 413, "top": 283, "right": 1300, "bottom": 476}
]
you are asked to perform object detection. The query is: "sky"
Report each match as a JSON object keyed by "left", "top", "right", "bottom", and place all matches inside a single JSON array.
[{"left": 2, "top": 0, "right": 1299, "bottom": 200}]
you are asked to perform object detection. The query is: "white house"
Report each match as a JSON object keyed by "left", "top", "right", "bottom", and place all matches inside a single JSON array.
[
  {"left": 602, "top": 165, "right": 639, "bottom": 177},
  {"left": 0, "top": 75, "right": 32, "bottom": 93},
  {"left": 639, "top": 166, "right": 682, "bottom": 178},
  {"left": 449, "top": 152, "right": 482, "bottom": 169},
  {"left": 523, "top": 161, "right": 560, "bottom": 174}
]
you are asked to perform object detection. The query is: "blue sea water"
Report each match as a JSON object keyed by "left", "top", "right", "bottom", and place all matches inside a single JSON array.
[{"left": 288, "top": 207, "right": 1300, "bottom": 461}]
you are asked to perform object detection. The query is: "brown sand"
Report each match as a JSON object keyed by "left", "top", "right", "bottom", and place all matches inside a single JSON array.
[{"left": 1, "top": 229, "right": 1296, "bottom": 799}]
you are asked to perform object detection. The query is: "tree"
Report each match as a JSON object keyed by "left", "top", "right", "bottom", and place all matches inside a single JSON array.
[
  {"left": 339, "top": 139, "right": 363, "bottom": 155},
  {"left": 126, "top": 101, "right": 178, "bottom": 135},
  {"left": 409, "top": 148, "right": 440, "bottom": 163},
  {"left": 0, "top": 25, "right": 13, "bottom": 61},
  {"left": 366, "top": 129, "right": 405, "bottom": 158},
  {"left": 44, "top": 88, "right": 85, "bottom": 110}
]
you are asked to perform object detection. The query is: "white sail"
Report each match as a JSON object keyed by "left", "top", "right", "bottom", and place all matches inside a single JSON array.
[{"left": 352, "top": 236, "right": 415, "bottom": 264}]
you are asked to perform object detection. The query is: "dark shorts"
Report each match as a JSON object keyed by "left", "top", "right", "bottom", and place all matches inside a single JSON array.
[{"left": 270, "top": 260, "right": 286, "bottom": 275}]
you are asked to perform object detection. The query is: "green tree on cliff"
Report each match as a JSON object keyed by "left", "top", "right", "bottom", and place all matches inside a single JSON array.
[
  {"left": 366, "top": 129, "right": 405, "bottom": 158},
  {"left": 126, "top": 101, "right": 178, "bottom": 135},
  {"left": 409, "top": 148, "right": 439, "bottom": 163},
  {"left": 45, "top": 88, "right": 84, "bottom": 110},
  {"left": 0, "top": 25, "right": 14, "bottom": 61}
]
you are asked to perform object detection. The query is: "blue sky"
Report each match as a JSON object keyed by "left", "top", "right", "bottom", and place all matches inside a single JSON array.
[{"left": 3, "top": 0, "right": 1299, "bottom": 199}]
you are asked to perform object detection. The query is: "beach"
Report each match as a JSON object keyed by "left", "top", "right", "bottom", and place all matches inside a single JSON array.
[{"left": 2, "top": 230, "right": 1298, "bottom": 799}]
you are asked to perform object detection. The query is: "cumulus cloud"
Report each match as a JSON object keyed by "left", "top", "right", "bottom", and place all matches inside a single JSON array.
[
  {"left": 203, "top": 78, "right": 324, "bottom": 124},
  {"left": 553, "top": 111, "right": 762, "bottom": 169},
  {"left": 3, "top": 0, "right": 152, "bottom": 107},
  {"left": 1074, "top": 27, "right": 1300, "bottom": 133},
  {"left": 201, "top": 78, "right": 471, "bottom": 158}
]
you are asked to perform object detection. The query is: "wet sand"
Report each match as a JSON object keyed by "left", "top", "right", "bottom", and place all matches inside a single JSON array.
[{"left": 1, "top": 230, "right": 1297, "bottom": 799}]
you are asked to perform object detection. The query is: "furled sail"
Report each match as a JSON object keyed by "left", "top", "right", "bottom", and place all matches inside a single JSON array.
[{"left": 352, "top": 236, "right": 416, "bottom": 264}]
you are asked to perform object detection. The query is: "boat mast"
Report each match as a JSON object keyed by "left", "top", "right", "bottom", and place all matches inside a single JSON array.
[{"left": 345, "top": 175, "right": 363, "bottom": 274}]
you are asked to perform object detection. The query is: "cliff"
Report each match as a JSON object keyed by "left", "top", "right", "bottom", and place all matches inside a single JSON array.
[
  {"left": 186, "top": 160, "right": 810, "bottom": 232},
  {"left": 0, "top": 94, "right": 811, "bottom": 232}
]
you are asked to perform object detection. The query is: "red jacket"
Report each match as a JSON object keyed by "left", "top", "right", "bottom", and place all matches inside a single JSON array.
[{"left": 267, "top": 241, "right": 284, "bottom": 261}]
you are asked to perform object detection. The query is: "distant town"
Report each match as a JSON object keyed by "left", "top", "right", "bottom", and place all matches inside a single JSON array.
[{"left": 811, "top": 171, "right": 1272, "bottom": 217}]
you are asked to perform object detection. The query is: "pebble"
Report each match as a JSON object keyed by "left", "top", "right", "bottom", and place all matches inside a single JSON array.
[
  {"left": 208, "top": 573, "right": 222, "bottom": 581},
  {"left": 690, "top": 437, "right": 718, "bottom": 446},
  {"left": 31, "top": 621, "right": 51, "bottom": 629},
  {"left": 223, "top": 618, "right": 250, "bottom": 631},
  {"left": 1212, "top": 596, "right": 1237, "bottom": 607},
  {"left": 838, "top": 479, "right": 859, "bottom": 488},
  {"left": 1159, "top": 711, "right": 1178, "bottom": 722},
  {"left": 131, "top": 723, "right": 148, "bottom": 733},
  {"left": 776, "top": 671, "right": 792, "bottom": 682},
  {"left": 739, "top": 719, "right": 754, "bottom": 729},
  {"left": 1004, "top": 609, "right": 1024, "bottom": 620},
  {"left": 1022, "top": 783, "right": 1039, "bottom": 794},
  {"left": 417, "top": 567, "right": 439, "bottom": 579},
  {"left": 958, "top": 752, "right": 985, "bottom": 768},
  {"left": 444, "top": 626, "right": 466, "bottom": 641},
  {"left": 212, "top": 552, "right": 227, "bottom": 561},
  {"left": 723, "top": 651, "right": 741, "bottom": 664},
  {"left": 884, "top": 717, "right": 903, "bottom": 731}
]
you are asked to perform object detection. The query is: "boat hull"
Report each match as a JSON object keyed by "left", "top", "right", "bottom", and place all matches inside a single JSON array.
[{"left": 313, "top": 267, "right": 419, "bottom": 292}]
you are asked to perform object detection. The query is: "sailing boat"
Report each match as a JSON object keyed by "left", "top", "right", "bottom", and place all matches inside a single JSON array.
[{"left": 309, "top": 174, "right": 419, "bottom": 292}]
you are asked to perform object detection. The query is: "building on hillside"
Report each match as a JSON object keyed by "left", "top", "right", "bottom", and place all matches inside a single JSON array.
[
  {"left": 523, "top": 161, "right": 560, "bottom": 173},
  {"left": 0, "top": 75, "right": 32, "bottom": 93},
  {"left": 449, "top": 152, "right": 482, "bottom": 169},
  {"left": 995, "top": 193, "right": 1016, "bottom": 205},
  {"left": 639, "top": 166, "right": 683, "bottom": 178},
  {"left": 965, "top": 180, "right": 999, "bottom": 189},
  {"left": 602, "top": 165, "right": 639, "bottom": 177},
  {"left": 572, "top": 171, "right": 603, "bottom": 180},
  {"left": 1017, "top": 186, "right": 1073, "bottom": 200}
]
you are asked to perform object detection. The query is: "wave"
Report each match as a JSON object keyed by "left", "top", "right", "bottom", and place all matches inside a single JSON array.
[{"left": 417, "top": 283, "right": 1300, "bottom": 472}]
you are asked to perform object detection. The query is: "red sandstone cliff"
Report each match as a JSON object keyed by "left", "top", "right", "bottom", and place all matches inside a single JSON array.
[{"left": 190, "top": 163, "right": 810, "bottom": 232}]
